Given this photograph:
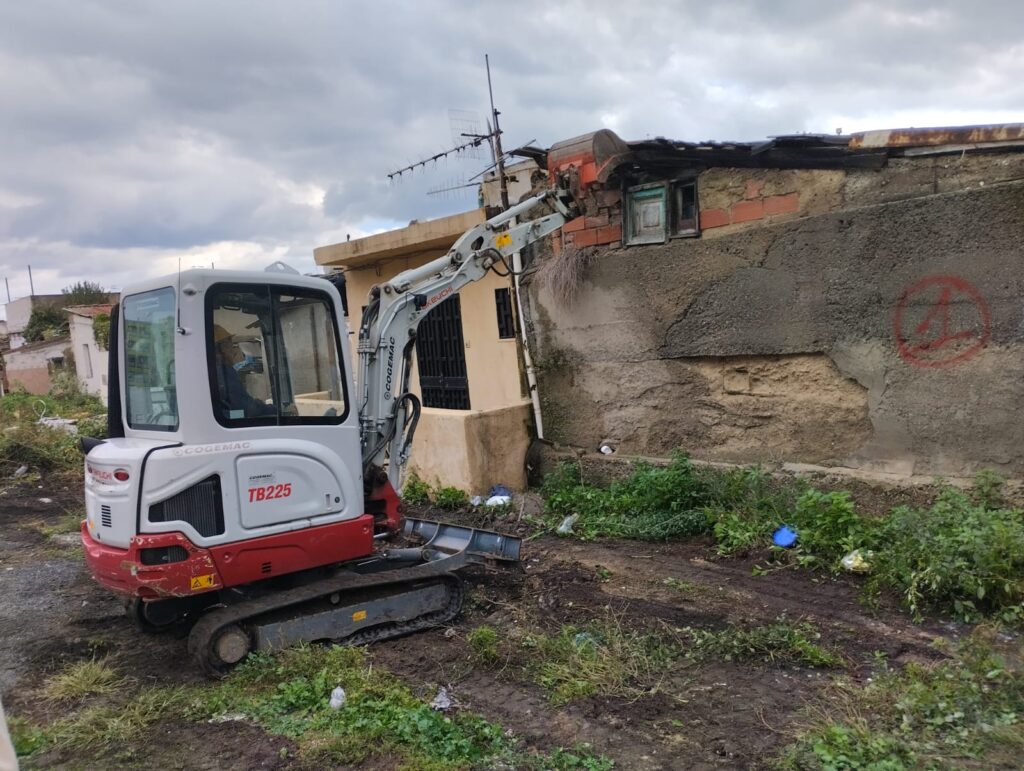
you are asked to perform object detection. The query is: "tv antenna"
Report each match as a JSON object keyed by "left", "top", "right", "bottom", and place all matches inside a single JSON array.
[{"left": 386, "top": 54, "right": 511, "bottom": 211}]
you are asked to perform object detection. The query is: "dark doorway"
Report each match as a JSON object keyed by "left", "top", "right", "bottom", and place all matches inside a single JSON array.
[{"left": 415, "top": 295, "right": 471, "bottom": 410}]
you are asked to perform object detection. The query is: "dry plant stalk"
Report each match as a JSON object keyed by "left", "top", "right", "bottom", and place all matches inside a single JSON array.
[{"left": 536, "top": 243, "right": 595, "bottom": 305}]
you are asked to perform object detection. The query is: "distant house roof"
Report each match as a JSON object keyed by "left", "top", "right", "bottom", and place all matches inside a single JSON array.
[
  {"left": 65, "top": 304, "right": 113, "bottom": 319},
  {"left": 5, "top": 336, "right": 69, "bottom": 356}
]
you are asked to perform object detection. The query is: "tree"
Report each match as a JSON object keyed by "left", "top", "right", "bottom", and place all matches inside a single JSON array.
[
  {"left": 23, "top": 306, "right": 66, "bottom": 343},
  {"left": 62, "top": 280, "right": 108, "bottom": 307}
]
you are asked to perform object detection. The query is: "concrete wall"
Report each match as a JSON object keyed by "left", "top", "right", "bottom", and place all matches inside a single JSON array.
[
  {"left": 4, "top": 338, "right": 68, "bottom": 395},
  {"left": 527, "top": 152, "right": 1024, "bottom": 477},
  {"left": 69, "top": 315, "right": 108, "bottom": 404}
]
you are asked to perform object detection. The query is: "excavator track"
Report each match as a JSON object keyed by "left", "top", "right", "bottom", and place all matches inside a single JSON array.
[{"left": 187, "top": 518, "right": 518, "bottom": 677}]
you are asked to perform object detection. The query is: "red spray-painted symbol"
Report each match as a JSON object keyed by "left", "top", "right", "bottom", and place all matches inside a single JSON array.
[{"left": 893, "top": 275, "right": 991, "bottom": 368}]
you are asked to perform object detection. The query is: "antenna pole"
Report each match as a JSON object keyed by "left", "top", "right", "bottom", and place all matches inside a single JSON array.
[
  {"left": 485, "top": 54, "right": 510, "bottom": 211},
  {"left": 27, "top": 265, "right": 34, "bottom": 296},
  {"left": 4, "top": 277, "right": 10, "bottom": 303}
]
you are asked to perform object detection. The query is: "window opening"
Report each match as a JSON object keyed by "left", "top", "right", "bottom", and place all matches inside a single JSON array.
[
  {"left": 494, "top": 287, "right": 516, "bottom": 339},
  {"left": 207, "top": 285, "right": 347, "bottom": 427}
]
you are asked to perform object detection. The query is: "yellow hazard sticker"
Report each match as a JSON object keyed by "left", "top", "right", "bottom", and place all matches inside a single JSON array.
[
  {"left": 190, "top": 574, "right": 215, "bottom": 591},
  {"left": 352, "top": 610, "right": 367, "bottom": 622},
  {"left": 495, "top": 233, "right": 512, "bottom": 248}
]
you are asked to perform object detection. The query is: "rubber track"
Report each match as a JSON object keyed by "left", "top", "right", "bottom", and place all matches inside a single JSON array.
[{"left": 188, "top": 556, "right": 469, "bottom": 677}]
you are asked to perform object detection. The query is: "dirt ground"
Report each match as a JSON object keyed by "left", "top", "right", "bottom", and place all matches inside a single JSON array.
[{"left": 0, "top": 474, "right": 958, "bottom": 770}]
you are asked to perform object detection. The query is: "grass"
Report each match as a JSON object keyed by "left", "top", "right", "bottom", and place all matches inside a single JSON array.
[
  {"left": 682, "top": 620, "right": 843, "bottom": 668},
  {"left": 49, "top": 688, "right": 188, "bottom": 751},
  {"left": 0, "top": 384, "right": 105, "bottom": 476},
  {"left": 36, "top": 508, "right": 86, "bottom": 539},
  {"left": 184, "top": 643, "right": 612, "bottom": 770},
  {"left": 467, "top": 625, "right": 501, "bottom": 664},
  {"left": 523, "top": 618, "right": 678, "bottom": 705},
  {"left": 43, "top": 658, "right": 128, "bottom": 701},
  {"left": 780, "top": 629, "right": 1024, "bottom": 769}
]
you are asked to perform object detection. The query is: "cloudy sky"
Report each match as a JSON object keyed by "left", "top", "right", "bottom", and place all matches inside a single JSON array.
[{"left": 1, "top": 0, "right": 1022, "bottom": 311}]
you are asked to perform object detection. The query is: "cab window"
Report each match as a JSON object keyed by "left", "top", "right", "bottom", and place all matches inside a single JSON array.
[
  {"left": 206, "top": 284, "right": 347, "bottom": 426},
  {"left": 123, "top": 287, "right": 178, "bottom": 431}
]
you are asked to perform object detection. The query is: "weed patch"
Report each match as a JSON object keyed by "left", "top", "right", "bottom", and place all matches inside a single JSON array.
[
  {"left": 467, "top": 625, "right": 501, "bottom": 665},
  {"left": 433, "top": 485, "right": 469, "bottom": 511},
  {"left": 524, "top": 619, "right": 677, "bottom": 704},
  {"left": 43, "top": 658, "right": 128, "bottom": 701},
  {"left": 868, "top": 486, "right": 1024, "bottom": 624},
  {"left": 46, "top": 687, "right": 187, "bottom": 752},
  {"left": 402, "top": 473, "right": 432, "bottom": 505},
  {"left": 682, "top": 620, "right": 842, "bottom": 668},
  {"left": 543, "top": 454, "right": 719, "bottom": 541},
  {"left": 781, "top": 630, "right": 1024, "bottom": 769},
  {"left": 186, "top": 643, "right": 610, "bottom": 769}
]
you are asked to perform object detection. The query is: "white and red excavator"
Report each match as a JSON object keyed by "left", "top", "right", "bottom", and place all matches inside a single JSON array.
[{"left": 79, "top": 186, "right": 577, "bottom": 675}]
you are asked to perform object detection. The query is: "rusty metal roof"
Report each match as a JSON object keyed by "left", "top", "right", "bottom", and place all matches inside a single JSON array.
[{"left": 849, "top": 123, "right": 1024, "bottom": 150}]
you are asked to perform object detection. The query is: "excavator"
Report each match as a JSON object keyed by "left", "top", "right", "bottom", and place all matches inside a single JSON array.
[{"left": 79, "top": 186, "right": 578, "bottom": 675}]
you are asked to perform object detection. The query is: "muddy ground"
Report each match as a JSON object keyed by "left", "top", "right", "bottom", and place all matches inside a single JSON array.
[{"left": 0, "top": 473, "right": 960, "bottom": 770}]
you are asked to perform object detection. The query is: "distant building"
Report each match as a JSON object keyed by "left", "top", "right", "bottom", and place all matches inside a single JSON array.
[
  {"left": 66, "top": 304, "right": 114, "bottom": 404},
  {"left": 3, "top": 337, "right": 69, "bottom": 394},
  {"left": 4, "top": 293, "right": 62, "bottom": 351}
]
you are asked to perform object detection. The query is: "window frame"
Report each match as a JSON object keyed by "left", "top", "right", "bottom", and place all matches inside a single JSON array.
[
  {"left": 204, "top": 282, "right": 350, "bottom": 429},
  {"left": 624, "top": 176, "right": 700, "bottom": 246}
]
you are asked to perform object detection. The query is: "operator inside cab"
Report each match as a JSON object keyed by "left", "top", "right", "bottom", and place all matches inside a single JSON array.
[{"left": 212, "top": 325, "right": 276, "bottom": 420}]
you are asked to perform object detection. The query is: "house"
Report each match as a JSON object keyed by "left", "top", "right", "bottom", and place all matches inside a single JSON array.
[
  {"left": 66, "top": 304, "right": 114, "bottom": 404},
  {"left": 3, "top": 293, "right": 63, "bottom": 351},
  {"left": 314, "top": 160, "right": 543, "bottom": 492},
  {"left": 3, "top": 337, "right": 69, "bottom": 394},
  {"left": 524, "top": 123, "right": 1024, "bottom": 478}
]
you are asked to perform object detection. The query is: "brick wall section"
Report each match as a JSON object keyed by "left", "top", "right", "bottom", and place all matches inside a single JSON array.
[
  {"left": 549, "top": 151, "right": 624, "bottom": 250},
  {"left": 700, "top": 190, "right": 800, "bottom": 230}
]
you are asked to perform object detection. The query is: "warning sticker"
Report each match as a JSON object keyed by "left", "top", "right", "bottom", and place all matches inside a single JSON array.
[
  {"left": 495, "top": 233, "right": 512, "bottom": 249},
  {"left": 190, "top": 574, "right": 216, "bottom": 591},
  {"left": 352, "top": 610, "right": 368, "bottom": 622}
]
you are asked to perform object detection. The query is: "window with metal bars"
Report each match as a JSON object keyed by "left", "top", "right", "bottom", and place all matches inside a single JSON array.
[
  {"left": 494, "top": 288, "right": 516, "bottom": 339},
  {"left": 415, "top": 295, "right": 471, "bottom": 410}
]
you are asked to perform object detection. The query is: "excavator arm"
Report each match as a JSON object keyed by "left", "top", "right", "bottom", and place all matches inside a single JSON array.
[{"left": 356, "top": 186, "right": 577, "bottom": 490}]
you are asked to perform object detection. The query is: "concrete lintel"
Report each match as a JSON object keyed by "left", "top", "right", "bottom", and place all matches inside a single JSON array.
[{"left": 314, "top": 209, "right": 486, "bottom": 269}]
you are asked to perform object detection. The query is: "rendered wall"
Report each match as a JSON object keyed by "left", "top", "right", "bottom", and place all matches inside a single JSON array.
[{"left": 527, "top": 153, "right": 1024, "bottom": 477}]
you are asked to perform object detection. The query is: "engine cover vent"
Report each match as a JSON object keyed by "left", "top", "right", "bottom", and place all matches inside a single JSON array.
[
  {"left": 149, "top": 476, "right": 225, "bottom": 537},
  {"left": 100, "top": 505, "right": 112, "bottom": 528}
]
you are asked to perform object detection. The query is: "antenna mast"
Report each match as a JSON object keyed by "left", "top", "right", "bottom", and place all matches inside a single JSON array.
[{"left": 386, "top": 54, "right": 511, "bottom": 212}]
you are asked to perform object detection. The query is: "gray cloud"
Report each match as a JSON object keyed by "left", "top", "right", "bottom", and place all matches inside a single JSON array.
[{"left": 1, "top": 0, "right": 1022, "bottom": 302}]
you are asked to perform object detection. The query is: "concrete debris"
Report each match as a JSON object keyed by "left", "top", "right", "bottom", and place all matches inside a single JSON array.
[
  {"left": 38, "top": 498, "right": 53, "bottom": 504},
  {"left": 13, "top": 466, "right": 28, "bottom": 478},
  {"left": 485, "top": 495, "right": 511, "bottom": 506}
]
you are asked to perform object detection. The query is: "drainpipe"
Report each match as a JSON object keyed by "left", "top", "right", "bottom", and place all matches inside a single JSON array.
[{"left": 510, "top": 216, "right": 544, "bottom": 439}]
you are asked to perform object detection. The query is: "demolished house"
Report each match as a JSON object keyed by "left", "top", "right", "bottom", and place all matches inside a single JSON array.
[{"left": 527, "top": 124, "right": 1024, "bottom": 478}]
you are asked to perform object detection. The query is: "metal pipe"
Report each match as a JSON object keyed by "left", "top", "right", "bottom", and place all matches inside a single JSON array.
[{"left": 511, "top": 216, "right": 544, "bottom": 439}]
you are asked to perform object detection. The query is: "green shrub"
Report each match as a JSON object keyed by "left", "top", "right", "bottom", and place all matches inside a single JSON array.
[
  {"left": 542, "top": 454, "right": 714, "bottom": 541},
  {"left": 401, "top": 473, "right": 431, "bottom": 506},
  {"left": 869, "top": 487, "right": 1024, "bottom": 623},
  {"left": 433, "top": 486, "right": 469, "bottom": 511}
]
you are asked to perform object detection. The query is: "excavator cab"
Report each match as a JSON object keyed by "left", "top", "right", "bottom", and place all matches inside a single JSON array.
[{"left": 81, "top": 268, "right": 372, "bottom": 609}]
